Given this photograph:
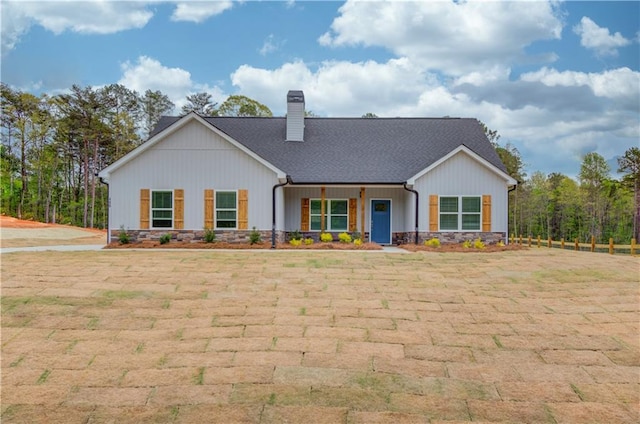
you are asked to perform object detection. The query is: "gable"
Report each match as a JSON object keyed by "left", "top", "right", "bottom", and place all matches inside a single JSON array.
[{"left": 98, "top": 113, "right": 286, "bottom": 183}]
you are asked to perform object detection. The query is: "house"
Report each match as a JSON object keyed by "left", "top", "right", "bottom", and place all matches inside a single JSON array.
[{"left": 98, "top": 90, "right": 517, "bottom": 246}]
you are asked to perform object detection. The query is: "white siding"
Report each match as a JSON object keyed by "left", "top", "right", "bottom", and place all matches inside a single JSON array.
[
  {"left": 108, "top": 120, "right": 280, "bottom": 231},
  {"left": 414, "top": 150, "right": 510, "bottom": 232}
]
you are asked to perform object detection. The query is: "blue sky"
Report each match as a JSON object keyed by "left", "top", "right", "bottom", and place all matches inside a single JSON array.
[{"left": 2, "top": 0, "right": 639, "bottom": 178}]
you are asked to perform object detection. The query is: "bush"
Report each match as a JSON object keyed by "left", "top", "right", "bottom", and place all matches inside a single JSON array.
[
  {"left": 289, "top": 238, "right": 302, "bottom": 246},
  {"left": 474, "top": 238, "right": 485, "bottom": 249},
  {"left": 159, "top": 233, "right": 171, "bottom": 245},
  {"left": 304, "top": 237, "right": 314, "bottom": 245},
  {"left": 249, "top": 227, "right": 262, "bottom": 245},
  {"left": 290, "top": 230, "right": 302, "bottom": 241},
  {"left": 462, "top": 240, "right": 472, "bottom": 249},
  {"left": 353, "top": 238, "right": 362, "bottom": 246},
  {"left": 118, "top": 226, "right": 130, "bottom": 245},
  {"left": 338, "top": 232, "right": 352, "bottom": 243},
  {"left": 203, "top": 228, "right": 216, "bottom": 243},
  {"left": 497, "top": 240, "right": 505, "bottom": 247},
  {"left": 424, "top": 238, "right": 441, "bottom": 248},
  {"left": 320, "top": 233, "right": 333, "bottom": 243}
]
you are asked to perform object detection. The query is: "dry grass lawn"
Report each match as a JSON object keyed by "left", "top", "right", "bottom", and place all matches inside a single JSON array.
[{"left": 1, "top": 247, "right": 639, "bottom": 423}]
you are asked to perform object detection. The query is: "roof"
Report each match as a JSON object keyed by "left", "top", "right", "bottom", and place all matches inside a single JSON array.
[{"left": 149, "top": 115, "right": 510, "bottom": 184}]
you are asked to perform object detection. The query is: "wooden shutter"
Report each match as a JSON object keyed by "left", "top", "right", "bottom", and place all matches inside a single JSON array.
[
  {"left": 174, "top": 189, "right": 184, "bottom": 229},
  {"left": 204, "top": 189, "right": 214, "bottom": 229},
  {"left": 301, "top": 198, "right": 310, "bottom": 231},
  {"left": 349, "top": 198, "right": 357, "bottom": 232},
  {"left": 429, "top": 194, "right": 438, "bottom": 232},
  {"left": 482, "top": 195, "right": 491, "bottom": 232},
  {"left": 140, "top": 189, "right": 150, "bottom": 229},
  {"left": 238, "top": 189, "right": 248, "bottom": 230}
]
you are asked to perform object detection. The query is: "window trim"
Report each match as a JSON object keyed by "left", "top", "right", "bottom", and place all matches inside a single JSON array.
[
  {"left": 215, "top": 189, "right": 238, "bottom": 230},
  {"left": 150, "top": 189, "right": 174, "bottom": 229},
  {"left": 438, "top": 195, "right": 482, "bottom": 232},
  {"left": 309, "top": 198, "right": 349, "bottom": 232}
]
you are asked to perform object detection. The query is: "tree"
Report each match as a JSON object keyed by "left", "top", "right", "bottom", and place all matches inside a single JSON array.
[
  {"left": 181, "top": 92, "right": 217, "bottom": 116},
  {"left": 140, "top": 90, "right": 174, "bottom": 138},
  {"left": 618, "top": 147, "right": 640, "bottom": 241},
  {"left": 579, "top": 152, "right": 610, "bottom": 241},
  {"left": 217, "top": 95, "right": 272, "bottom": 117},
  {"left": 361, "top": 112, "right": 378, "bottom": 118}
]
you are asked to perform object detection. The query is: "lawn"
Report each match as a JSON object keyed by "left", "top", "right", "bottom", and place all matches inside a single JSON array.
[{"left": 1, "top": 248, "right": 638, "bottom": 423}]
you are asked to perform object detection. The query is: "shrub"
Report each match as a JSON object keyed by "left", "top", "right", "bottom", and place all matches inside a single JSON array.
[
  {"left": 320, "top": 233, "right": 333, "bottom": 243},
  {"left": 338, "top": 232, "right": 352, "bottom": 243},
  {"left": 462, "top": 240, "right": 472, "bottom": 249},
  {"left": 118, "top": 226, "right": 130, "bottom": 245},
  {"left": 352, "top": 231, "right": 362, "bottom": 241},
  {"left": 304, "top": 237, "right": 314, "bottom": 245},
  {"left": 353, "top": 238, "right": 363, "bottom": 246},
  {"left": 159, "top": 233, "right": 171, "bottom": 245},
  {"left": 289, "top": 238, "right": 302, "bottom": 246},
  {"left": 249, "top": 227, "right": 262, "bottom": 245},
  {"left": 203, "top": 228, "right": 216, "bottom": 243},
  {"left": 424, "top": 238, "right": 441, "bottom": 248},
  {"left": 497, "top": 240, "right": 505, "bottom": 247},
  {"left": 474, "top": 238, "right": 485, "bottom": 249},
  {"left": 290, "top": 230, "right": 302, "bottom": 241}
]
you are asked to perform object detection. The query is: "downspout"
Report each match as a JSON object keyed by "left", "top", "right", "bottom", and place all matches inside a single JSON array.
[
  {"left": 403, "top": 183, "right": 419, "bottom": 244},
  {"left": 272, "top": 175, "right": 292, "bottom": 249},
  {"left": 98, "top": 176, "right": 110, "bottom": 244}
]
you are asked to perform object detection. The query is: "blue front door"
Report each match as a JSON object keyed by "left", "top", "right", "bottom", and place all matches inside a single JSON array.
[{"left": 371, "top": 199, "right": 391, "bottom": 244}]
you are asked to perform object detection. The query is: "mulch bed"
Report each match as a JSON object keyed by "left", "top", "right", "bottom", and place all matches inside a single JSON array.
[
  {"left": 400, "top": 243, "right": 528, "bottom": 253},
  {"left": 105, "top": 241, "right": 383, "bottom": 250}
]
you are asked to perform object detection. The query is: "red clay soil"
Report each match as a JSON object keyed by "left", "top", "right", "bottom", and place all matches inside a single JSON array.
[{"left": 0, "top": 215, "right": 105, "bottom": 235}]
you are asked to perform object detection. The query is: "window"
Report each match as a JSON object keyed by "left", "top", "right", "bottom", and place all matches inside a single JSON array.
[
  {"left": 152, "top": 190, "right": 173, "bottom": 228},
  {"left": 310, "top": 199, "right": 348, "bottom": 231},
  {"left": 216, "top": 191, "right": 237, "bottom": 228},
  {"left": 439, "top": 196, "right": 481, "bottom": 231}
]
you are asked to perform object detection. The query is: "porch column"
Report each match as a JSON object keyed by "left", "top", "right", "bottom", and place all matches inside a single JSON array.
[
  {"left": 360, "top": 187, "right": 365, "bottom": 240},
  {"left": 320, "top": 186, "right": 326, "bottom": 232}
]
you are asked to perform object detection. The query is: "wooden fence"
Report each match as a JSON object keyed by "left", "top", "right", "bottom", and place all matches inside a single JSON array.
[{"left": 510, "top": 234, "right": 637, "bottom": 256}]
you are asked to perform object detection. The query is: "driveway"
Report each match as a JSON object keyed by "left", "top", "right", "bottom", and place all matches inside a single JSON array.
[{"left": 1, "top": 244, "right": 638, "bottom": 423}]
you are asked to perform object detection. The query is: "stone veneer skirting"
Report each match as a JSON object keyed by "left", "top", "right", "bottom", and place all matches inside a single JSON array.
[{"left": 113, "top": 229, "right": 506, "bottom": 245}]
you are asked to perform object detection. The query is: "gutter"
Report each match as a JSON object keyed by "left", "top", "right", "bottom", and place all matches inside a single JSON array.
[
  {"left": 98, "top": 175, "right": 110, "bottom": 244},
  {"left": 403, "top": 183, "right": 419, "bottom": 244},
  {"left": 271, "top": 175, "right": 292, "bottom": 249}
]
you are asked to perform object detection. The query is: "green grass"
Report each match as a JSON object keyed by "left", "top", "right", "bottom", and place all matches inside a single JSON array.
[
  {"left": 36, "top": 369, "right": 51, "bottom": 384},
  {"left": 194, "top": 367, "right": 205, "bottom": 385},
  {"left": 99, "top": 290, "right": 152, "bottom": 299}
]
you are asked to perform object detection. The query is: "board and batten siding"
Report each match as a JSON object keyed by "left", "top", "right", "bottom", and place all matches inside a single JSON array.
[
  {"left": 413, "top": 150, "right": 510, "bottom": 233},
  {"left": 283, "top": 187, "right": 407, "bottom": 232},
  {"left": 108, "top": 120, "right": 280, "bottom": 231}
]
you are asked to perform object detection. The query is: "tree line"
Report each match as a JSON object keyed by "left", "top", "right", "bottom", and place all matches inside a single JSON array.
[
  {"left": 0, "top": 83, "right": 272, "bottom": 228},
  {"left": 1, "top": 83, "right": 638, "bottom": 243},
  {"left": 492, "top": 133, "right": 639, "bottom": 244}
]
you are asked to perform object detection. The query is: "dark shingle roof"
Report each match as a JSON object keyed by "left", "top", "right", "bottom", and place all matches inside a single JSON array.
[{"left": 151, "top": 115, "right": 507, "bottom": 184}]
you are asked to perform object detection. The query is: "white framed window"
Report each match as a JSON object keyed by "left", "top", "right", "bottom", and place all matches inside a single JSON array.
[
  {"left": 310, "top": 199, "right": 348, "bottom": 231},
  {"left": 216, "top": 191, "right": 237, "bottom": 229},
  {"left": 151, "top": 190, "right": 173, "bottom": 228},
  {"left": 439, "top": 196, "right": 481, "bottom": 231}
]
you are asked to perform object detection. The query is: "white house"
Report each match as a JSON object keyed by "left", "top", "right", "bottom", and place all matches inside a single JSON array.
[{"left": 98, "top": 90, "right": 517, "bottom": 246}]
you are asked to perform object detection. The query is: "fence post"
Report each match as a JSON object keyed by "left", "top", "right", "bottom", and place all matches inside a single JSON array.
[
  {"left": 574, "top": 238, "right": 579, "bottom": 251},
  {"left": 632, "top": 238, "right": 636, "bottom": 256},
  {"left": 591, "top": 235, "right": 595, "bottom": 252},
  {"left": 609, "top": 238, "right": 614, "bottom": 255},
  {"left": 548, "top": 237, "right": 552, "bottom": 248},
  {"left": 528, "top": 235, "right": 532, "bottom": 247},
  {"left": 519, "top": 234, "right": 523, "bottom": 245},
  {"left": 561, "top": 238, "right": 565, "bottom": 249},
  {"left": 537, "top": 235, "right": 541, "bottom": 248},
  {"left": 510, "top": 234, "right": 514, "bottom": 244}
]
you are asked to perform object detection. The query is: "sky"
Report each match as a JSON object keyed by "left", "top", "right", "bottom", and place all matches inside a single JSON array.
[{"left": 1, "top": 0, "right": 639, "bottom": 179}]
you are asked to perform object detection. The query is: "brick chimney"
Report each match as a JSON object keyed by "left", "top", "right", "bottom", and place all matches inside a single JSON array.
[{"left": 286, "top": 90, "right": 305, "bottom": 142}]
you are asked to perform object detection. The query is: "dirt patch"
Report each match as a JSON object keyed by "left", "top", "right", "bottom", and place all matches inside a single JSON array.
[
  {"left": 400, "top": 243, "right": 528, "bottom": 253},
  {"left": 0, "top": 216, "right": 106, "bottom": 248}
]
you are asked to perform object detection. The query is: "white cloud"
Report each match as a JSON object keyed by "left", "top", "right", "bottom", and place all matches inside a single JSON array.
[
  {"left": 170, "top": 1, "right": 234, "bottom": 23},
  {"left": 117, "top": 56, "right": 225, "bottom": 112},
  {"left": 319, "top": 0, "right": 563, "bottom": 75},
  {"left": 259, "top": 34, "right": 279, "bottom": 56},
  {"left": 1, "top": 0, "right": 153, "bottom": 53},
  {"left": 573, "top": 16, "right": 631, "bottom": 57}
]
